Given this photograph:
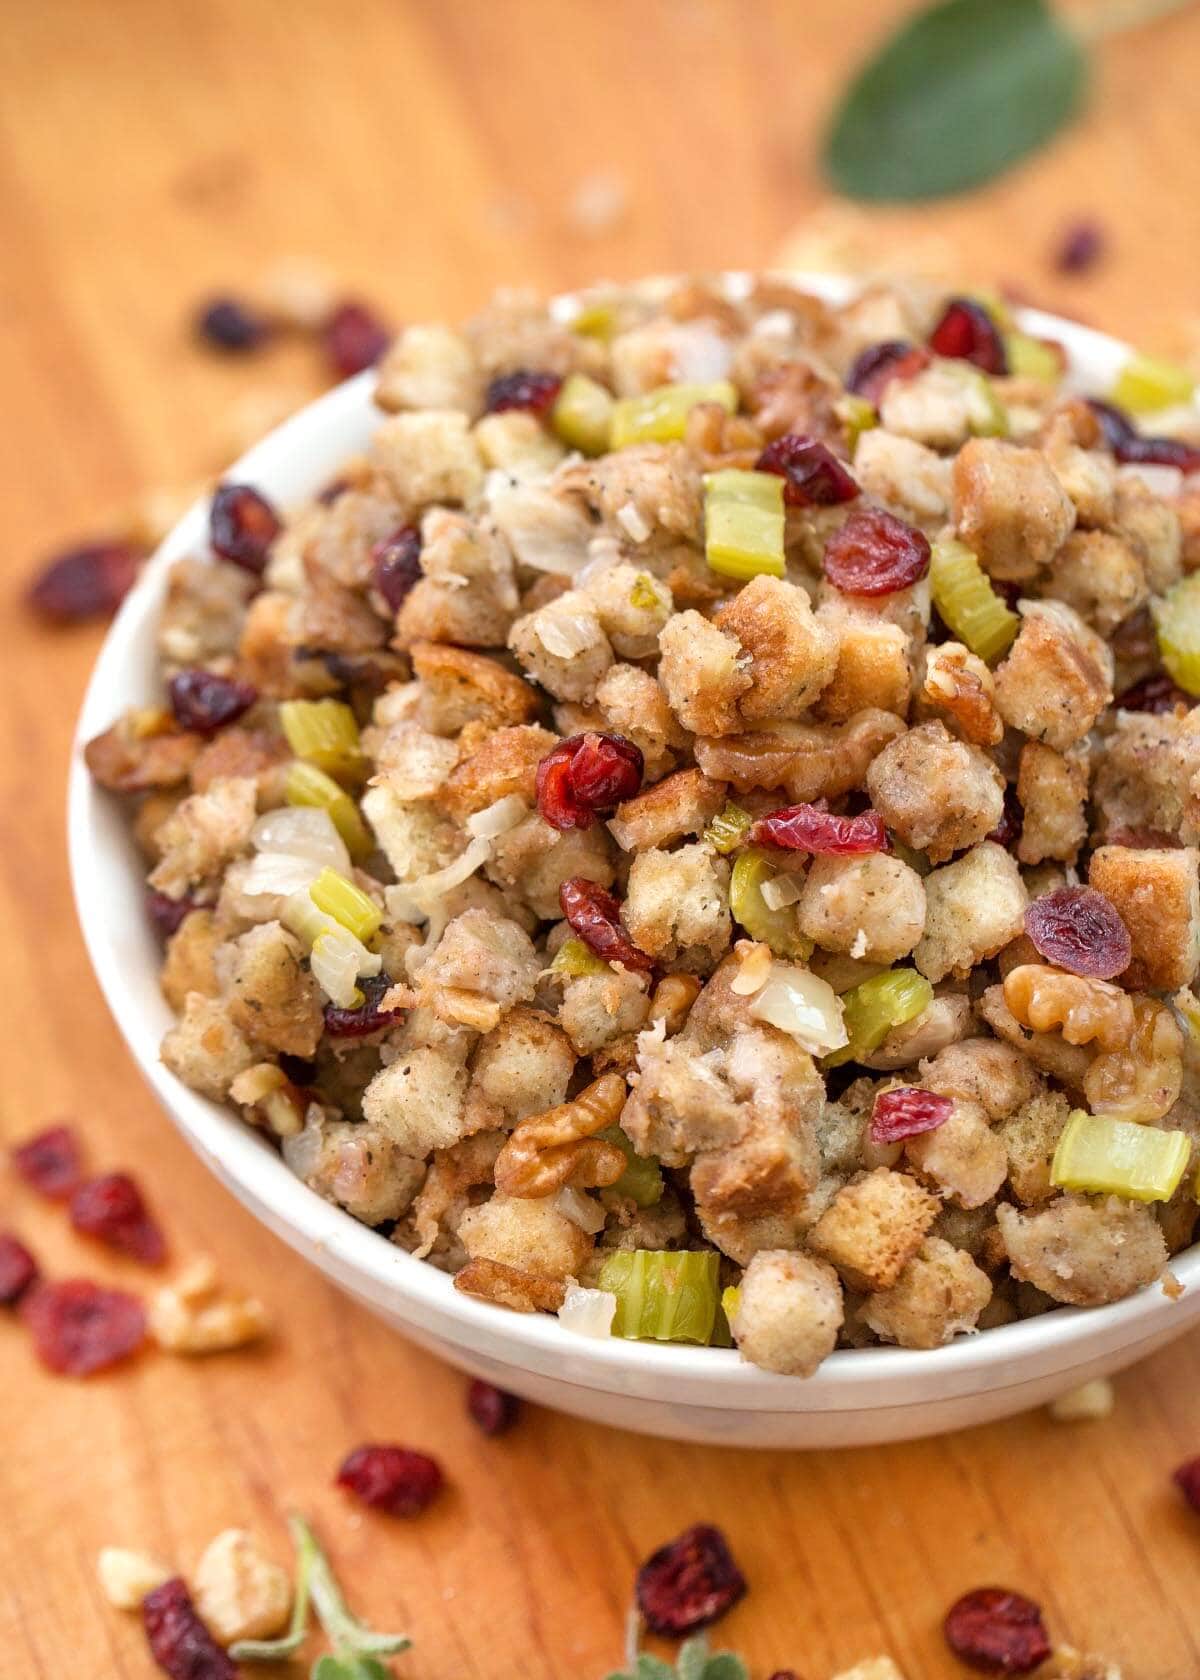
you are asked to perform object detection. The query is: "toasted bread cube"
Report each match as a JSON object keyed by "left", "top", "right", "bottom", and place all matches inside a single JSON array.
[
  {"left": 904, "top": 1099, "right": 1006, "bottom": 1209},
  {"left": 815, "top": 602, "right": 911, "bottom": 723},
  {"left": 915, "top": 842, "right": 1028, "bottom": 983},
  {"left": 470, "top": 1006, "right": 576, "bottom": 1122},
  {"left": 558, "top": 965, "right": 650, "bottom": 1055},
  {"left": 161, "top": 992, "right": 257, "bottom": 1100},
  {"left": 394, "top": 511, "right": 518, "bottom": 651},
  {"left": 1016, "top": 741, "right": 1089, "bottom": 865},
  {"left": 592, "top": 663, "right": 689, "bottom": 782},
  {"left": 808, "top": 1166, "right": 939, "bottom": 1292},
  {"left": 439, "top": 724, "right": 557, "bottom": 822},
  {"left": 714, "top": 575, "right": 838, "bottom": 722},
  {"left": 865, "top": 721, "right": 1004, "bottom": 863},
  {"left": 474, "top": 410, "right": 565, "bottom": 477},
  {"left": 371, "top": 410, "right": 484, "bottom": 508},
  {"left": 953, "top": 437, "right": 1076, "bottom": 582},
  {"left": 608, "top": 768, "right": 726, "bottom": 853},
  {"left": 623, "top": 843, "right": 731, "bottom": 969},
  {"left": 418, "top": 909, "right": 541, "bottom": 1011},
  {"left": 1088, "top": 844, "right": 1200, "bottom": 989},
  {"left": 861, "top": 1237, "right": 992, "bottom": 1349},
  {"left": 997, "top": 1195, "right": 1168, "bottom": 1306},
  {"left": 1092, "top": 708, "right": 1200, "bottom": 846},
  {"left": 1110, "top": 477, "right": 1183, "bottom": 593},
  {"left": 852, "top": 428, "right": 952, "bottom": 528},
  {"left": 731, "top": 1249, "right": 844, "bottom": 1377},
  {"left": 161, "top": 910, "right": 222, "bottom": 1012},
  {"left": 920, "top": 1036, "right": 1043, "bottom": 1121},
  {"left": 458, "top": 1194, "right": 593, "bottom": 1280},
  {"left": 361, "top": 1046, "right": 470, "bottom": 1156},
  {"left": 1048, "top": 529, "right": 1147, "bottom": 635},
  {"left": 581, "top": 563, "right": 673, "bottom": 661},
  {"left": 796, "top": 853, "right": 926, "bottom": 964},
  {"left": 658, "top": 609, "right": 752, "bottom": 737},
  {"left": 993, "top": 600, "right": 1113, "bottom": 751},
  {"left": 227, "top": 922, "right": 325, "bottom": 1058},
  {"left": 507, "top": 588, "right": 613, "bottom": 703},
  {"left": 375, "top": 323, "right": 481, "bottom": 414},
  {"left": 997, "top": 1089, "right": 1073, "bottom": 1204}
]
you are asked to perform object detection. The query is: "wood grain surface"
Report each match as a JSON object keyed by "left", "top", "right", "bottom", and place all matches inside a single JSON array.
[{"left": 3, "top": 2, "right": 1200, "bottom": 1675}]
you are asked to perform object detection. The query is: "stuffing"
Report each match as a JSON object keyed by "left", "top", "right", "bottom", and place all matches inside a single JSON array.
[
  {"left": 158, "top": 557, "right": 256, "bottom": 668},
  {"left": 622, "top": 843, "right": 731, "bottom": 969},
  {"left": 488, "top": 478, "right": 596, "bottom": 576},
  {"left": 189, "top": 728, "right": 290, "bottom": 802},
  {"left": 997, "top": 1089, "right": 1074, "bottom": 1204},
  {"left": 918, "top": 642, "right": 1002, "bottom": 746},
  {"left": 84, "top": 716, "right": 202, "bottom": 795},
  {"left": 580, "top": 563, "right": 673, "bottom": 660},
  {"left": 297, "top": 557, "right": 388, "bottom": 652},
  {"left": 148, "top": 776, "right": 258, "bottom": 900},
  {"left": 997, "top": 1195, "right": 1168, "bottom": 1306},
  {"left": 796, "top": 853, "right": 927, "bottom": 964},
  {"left": 860, "top": 993, "right": 973, "bottom": 1070},
  {"left": 468, "top": 1007, "right": 575, "bottom": 1123},
  {"left": 920, "top": 1036, "right": 1043, "bottom": 1122},
  {"left": 486, "top": 812, "right": 615, "bottom": 919},
  {"left": 409, "top": 641, "right": 542, "bottom": 733},
  {"left": 1178, "top": 487, "right": 1200, "bottom": 574},
  {"left": 1091, "top": 709, "right": 1200, "bottom": 846},
  {"left": 1110, "top": 477, "right": 1183, "bottom": 593},
  {"left": 439, "top": 723, "right": 556, "bottom": 821},
  {"left": 369, "top": 720, "right": 459, "bottom": 800},
  {"left": 713, "top": 575, "right": 839, "bottom": 721},
  {"left": 904, "top": 1098, "right": 1007, "bottom": 1208},
  {"left": 361, "top": 785, "right": 462, "bottom": 882},
  {"left": 590, "top": 663, "right": 689, "bottom": 781},
  {"left": 371, "top": 410, "right": 484, "bottom": 510},
  {"left": 993, "top": 601, "right": 1114, "bottom": 751},
  {"left": 161, "top": 992, "right": 257, "bottom": 1100},
  {"left": 915, "top": 843, "right": 1028, "bottom": 982},
  {"left": 507, "top": 588, "right": 613, "bottom": 703},
  {"left": 226, "top": 922, "right": 324, "bottom": 1058},
  {"left": 851, "top": 428, "right": 953, "bottom": 529},
  {"left": 1047, "top": 529, "right": 1147, "bottom": 636},
  {"left": 861, "top": 1237, "right": 992, "bottom": 1349},
  {"left": 658, "top": 609, "right": 751, "bottom": 737},
  {"left": 879, "top": 362, "right": 993, "bottom": 450},
  {"left": 393, "top": 509, "right": 518, "bottom": 650},
  {"left": 607, "top": 768, "right": 726, "bottom": 853},
  {"left": 621, "top": 1037, "right": 746, "bottom": 1165},
  {"left": 560, "top": 443, "right": 704, "bottom": 545},
  {"left": 952, "top": 437, "right": 1077, "bottom": 582},
  {"left": 815, "top": 602, "right": 912, "bottom": 723},
  {"left": 558, "top": 965, "right": 651, "bottom": 1055},
  {"left": 416, "top": 910, "right": 541, "bottom": 1013},
  {"left": 361, "top": 1046, "right": 471, "bottom": 1157},
  {"left": 284, "top": 1114, "right": 425, "bottom": 1225},
  {"left": 977, "top": 985, "right": 1094, "bottom": 1092},
  {"left": 458, "top": 1194, "right": 593, "bottom": 1281},
  {"left": 474, "top": 411, "right": 565, "bottom": 477},
  {"left": 1016, "top": 741, "right": 1090, "bottom": 865},
  {"left": 865, "top": 722, "right": 1005, "bottom": 863},
  {"left": 1041, "top": 411, "right": 1117, "bottom": 528},
  {"left": 161, "top": 911, "right": 222, "bottom": 1012},
  {"left": 808, "top": 1167, "right": 940, "bottom": 1293},
  {"left": 375, "top": 322, "right": 481, "bottom": 415},
  {"left": 1088, "top": 844, "right": 1200, "bottom": 989},
  {"left": 695, "top": 709, "right": 906, "bottom": 804},
  {"left": 731, "top": 1249, "right": 844, "bottom": 1377}
]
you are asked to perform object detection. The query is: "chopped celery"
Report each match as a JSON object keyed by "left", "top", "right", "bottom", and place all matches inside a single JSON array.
[
  {"left": 721, "top": 1284, "right": 741, "bottom": 1325},
  {"left": 1111, "top": 352, "right": 1195, "bottom": 415},
  {"left": 309, "top": 866, "right": 382, "bottom": 945},
  {"left": 704, "top": 468, "right": 786, "bottom": 581},
  {"left": 311, "top": 929, "right": 368, "bottom": 1009},
  {"left": 965, "top": 372, "right": 1009, "bottom": 438},
  {"left": 550, "top": 936, "right": 611, "bottom": 978},
  {"left": 281, "top": 887, "right": 342, "bottom": 949},
  {"left": 1153, "top": 574, "right": 1200, "bottom": 696},
  {"left": 284, "top": 760, "right": 373, "bottom": 860},
  {"left": 969, "top": 289, "right": 1015, "bottom": 332},
  {"left": 703, "top": 801, "right": 754, "bottom": 855},
  {"left": 1051, "top": 1110, "right": 1191, "bottom": 1202},
  {"left": 1004, "top": 331, "right": 1063, "bottom": 384},
  {"left": 823, "top": 967, "right": 933, "bottom": 1069},
  {"left": 730, "top": 847, "right": 811, "bottom": 959},
  {"left": 551, "top": 373, "right": 614, "bottom": 456},
  {"left": 836, "top": 393, "right": 877, "bottom": 453},
  {"left": 598, "top": 1249, "right": 720, "bottom": 1344},
  {"left": 569, "top": 299, "right": 617, "bottom": 340},
  {"left": 628, "top": 571, "right": 662, "bottom": 611},
  {"left": 891, "top": 837, "right": 931, "bottom": 877},
  {"left": 599, "top": 1126, "right": 664, "bottom": 1208},
  {"left": 930, "top": 538, "right": 1019, "bottom": 664},
  {"left": 610, "top": 380, "right": 738, "bottom": 448},
  {"left": 279, "top": 699, "right": 363, "bottom": 778}
]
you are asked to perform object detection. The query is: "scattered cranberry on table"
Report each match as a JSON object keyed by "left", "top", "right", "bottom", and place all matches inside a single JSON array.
[
  {"left": 336, "top": 1442, "right": 445, "bottom": 1517},
  {"left": 20, "top": 1278, "right": 146, "bottom": 1376},
  {"left": 12, "top": 1122, "right": 84, "bottom": 1199},
  {"left": 635, "top": 1523, "right": 747, "bottom": 1637},
  {"left": 26, "top": 541, "right": 144, "bottom": 624},
  {"left": 467, "top": 1378, "right": 521, "bottom": 1436},
  {"left": 0, "top": 1233, "right": 39, "bottom": 1305}
]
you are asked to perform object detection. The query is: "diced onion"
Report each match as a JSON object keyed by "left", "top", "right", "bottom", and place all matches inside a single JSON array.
[
  {"left": 558, "top": 1283, "right": 617, "bottom": 1339},
  {"left": 489, "top": 481, "right": 595, "bottom": 574},
  {"left": 616, "top": 501, "right": 651, "bottom": 543},
  {"left": 466, "top": 794, "right": 528, "bottom": 839},
  {"left": 760, "top": 872, "right": 802, "bottom": 911},
  {"left": 237, "top": 851, "right": 322, "bottom": 900},
  {"left": 384, "top": 835, "right": 493, "bottom": 919},
  {"left": 749, "top": 963, "right": 848, "bottom": 1055},
  {"left": 311, "top": 926, "right": 378, "bottom": 1008},
  {"left": 554, "top": 1188, "right": 607, "bottom": 1234},
  {"left": 252, "top": 807, "right": 350, "bottom": 873},
  {"left": 539, "top": 611, "right": 603, "bottom": 659}
]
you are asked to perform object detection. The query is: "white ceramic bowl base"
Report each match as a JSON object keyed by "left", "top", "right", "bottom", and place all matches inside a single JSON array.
[{"left": 70, "top": 274, "right": 1200, "bottom": 1448}]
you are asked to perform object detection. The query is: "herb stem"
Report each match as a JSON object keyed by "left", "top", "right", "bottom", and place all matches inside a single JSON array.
[{"left": 1073, "top": 0, "right": 1196, "bottom": 43}]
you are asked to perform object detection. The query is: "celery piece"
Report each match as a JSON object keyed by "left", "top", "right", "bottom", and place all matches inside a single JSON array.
[
  {"left": 1051, "top": 1110, "right": 1192, "bottom": 1202},
  {"left": 930, "top": 538, "right": 1019, "bottom": 664},
  {"left": 629, "top": 571, "right": 662, "bottom": 612},
  {"left": 279, "top": 698, "right": 363, "bottom": 778},
  {"left": 599, "top": 1126, "right": 664, "bottom": 1208},
  {"left": 598, "top": 1250, "right": 720, "bottom": 1344},
  {"left": 551, "top": 372, "right": 615, "bottom": 456},
  {"left": 550, "top": 936, "right": 611, "bottom": 978},
  {"left": 1111, "top": 352, "right": 1196, "bottom": 416},
  {"left": 836, "top": 393, "right": 878, "bottom": 454},
  {"left": 720, "top": 1285, "right": 741, "bottom": 1325},
  {"left": 703, "top": 801, "right": 754, "bottom": 855},
  {"left": 1004, "top": 331, "right": 1063, "bottom": 384},
  {"left": 703, "top": 468, "right": 786, "bottom": 581},
  {"left": 969, "top": 290, "right": 1015, "bottom": 333},
  {"left": 285, "top": 760, "right": 373, "bottom": 860},
  {"left": 281, "top": 886, "right": 342, "bottom": 950},
  {"left": 309, "top": 866, "right": 383, "bottom": 945},
  {"left": 823, "top": 967, "right": 933, "bottom": 1069},
  {"left": 966, "top": 372, "right": 1009, "bottom": 439},
  {"left": 311, "top": 929, "right": 367, "bottom": 1010},
  {"left": 730, "top": 847, "right": 810, "bottom": 959},
  {"left": 1153, "top": 574, "right": 1200, "bottom": 697},
  {"left": 611, "top": 380, "right": 738, "bottom": 448},
  {"left": 569, "top": 299, "right": 617, "bottom": 340}
]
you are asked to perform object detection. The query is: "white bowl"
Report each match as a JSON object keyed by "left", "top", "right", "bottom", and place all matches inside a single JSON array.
[{"left": 69, "top": 276, "right": 1200, "bottom": 1448}]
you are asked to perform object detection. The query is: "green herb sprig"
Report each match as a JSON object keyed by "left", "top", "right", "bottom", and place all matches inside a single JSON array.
[{"left": 604, "top": 1632, "right": 749, "bottom": 1680}]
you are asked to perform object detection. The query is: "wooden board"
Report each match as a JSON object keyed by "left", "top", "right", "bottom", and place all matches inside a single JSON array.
[{"left": 3, "top": 2, "right": 1200, "bottom": 1674}]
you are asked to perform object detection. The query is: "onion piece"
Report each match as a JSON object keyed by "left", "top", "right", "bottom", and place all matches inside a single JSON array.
[
  {"left": 237, "top": 851, "right": 322, "bottom": 900},
  {"left": 749, "top": 962, "right": 848, "bottom": 1055},
  {"left": 554, "top": 1188, "right": 606, "bottom": 1235},
  {"left": 760, "top": 872, "right": 802, "bottom": 911},
  {"left": 557, "top": 1281, "right": 617, "bottom": 1338},
  {"left": 466, "top": 794, "right": 528, "bottom": 839},
  {"left": 252, "top": 806, "right": 350, "bottom": 872},
  {"left": 489, "top": 481, "right": 595, "bottom": 574},
  {"left": 311, "top": 925, "right": 380, "bottom": 1008},
  {"left": 384, "top": 835, "right": 493, "bottom": 920}
]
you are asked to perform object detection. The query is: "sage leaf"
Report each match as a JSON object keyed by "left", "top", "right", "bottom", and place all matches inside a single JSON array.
[{"left": 823, "top": 0, "right": 1086, "bottom": 201}]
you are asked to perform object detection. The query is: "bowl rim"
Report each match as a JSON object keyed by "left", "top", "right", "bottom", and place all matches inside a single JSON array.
[{"left": 67, "top": 271, "right": 1199, "bottom": 1404}]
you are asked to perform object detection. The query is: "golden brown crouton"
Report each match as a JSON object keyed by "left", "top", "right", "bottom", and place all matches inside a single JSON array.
[
  {"left": 375, "top": 322, "right": 481, "bottom": 414},
  {"left": 997, "top": 1195, "right": 1168, "bottom": 1306},
  {"left": 161, "top": 992, "right": 257, "bottom": 1100},
  {"left": 808, "top": 1166, "right": 940, "bottom": 1292},
  {"left": 657, "top": 609, "right": 751, "bottom": 737},
  {"left": 1040, "top": 410, "right": 1117, "bottom": 528},
  {"left": 469, "top": 1007, "right": 576, "bottom": 1122},
  {"left": 158, "top": 557, "right": 257, "bottom": 669},
  {"left": 861, "top": 1237, "right": 992, "bottom": 1349},
  {"left": 417, "top": 909, "right": 542, "bottom": 1019},
  {"left": 85, "top": 715, "right": 203, "bottom": 794},
  {"left": 457, "top": 1194, "right": 593, "bottom": 1281},
  {"left": 393, "top": 513, "right": 518, "bottom": 652},
  {"left": 160, "top": 910, "right": 223, "bottom": 1011},
  {"left": 371, "top": 410, "right": 484, "bottom": 509},
  {"left": 580, "top": 563, "right": 673, "bottom": 660},
  {"left": 607, "top": 768, "right": 726, "bottom": 853},
  {"left": 920, "top": 1036, "right": 1043, "bottom": 1121},
  {"left": 361, "top": 1045, "right": 472, "bottom": 1156},
  {"left": 865, "top": 721, "right": 1005, "bottom": 863},
  {"left": 914, "top": 842, "right": 1028, "bottom": 982},
  {"left": 993, "top": 601, "right": 1113, "bottom": 751},
  {"left": 1047, "top": 529, "right": 1147, "bottom": 636},
  {"left": 851, "top": 429, "right": 953, "bottom": 529},
  {"left": 621, "top": 1037, "right": 745, "bottom": 1166},
  {"left": 290, "top": 1118, "right": 426, "bottom": 1226},
  {"left": 560, "top": 443, "right": 704, "bottom": 544},
  {"left": 189, "top": 728, "right": 290, "bottom": 802},
  {"left": 815, "top": 603, "right": 912, "bottom": 723},
  {"left": 953, "top": 437, "right": 1077, "bottom": 582},
  {"left": 694, "top": 710, "right": 906, "bottom": 803},
  {"left": 369, "top": 719, "right": 459, "bottom": 800},
  {"left": 714, "top": 575, "right": 838, "bottom": 722},
  {"left": 591, "top": 663, "right": 689, "bottom": 782},
  {"left": 486, "top": 812, "right": 616, "bottom": 920},
  {"left": 148, "top": 776, "right": 258, "bottom": 900},
  {"left": 1016, "top": 741, "right": 1089, "bottom": 865},
  {"left": 298, "top": 557, "right": 388, "bottom": 653},
  {"left": 439, "top": 724, "right": 556, "bottom": 821},
  {"left": 919, "top": 641, "right": 1002, "bottom": 746},
  {"left": 904, "top": 1099, "right": 1006, "bottom": 1209},
  {"left": 1088, "top": 845, "right": 1200, "bottom": 989},
  {"left": 1110, "top": 477, "right": 1183, "bottom": 593},
  {"left": 623, "top": 843, "right": 731, "bottom": 970},
  {"left": 361, "top": 786, "right": 462, "bottom": 883},
  {"left": 796, "top": 853, "right": 926, "bottom": 964},
  {"left": 558, "top": 965, "right": 651, "bottom": 1055},
  {"left": 997, "top": 1089, "right": 1073, "bottom": 1204},
  {"left": 235, "top": 591, "right": 301, "bottom": 698},
  {"left": 731, "top": 1250, "right": 844, "bottom": 1377},
  {"left": 1092, "top": 709, "right": 1200, "bottom": 846},
  {"left": 507, "top": 588, "right": 613, "bottom": 703},
  {"left": 410, "top": 642, "right": 542, "bottom": 733},
  {"left": 227, "top": 922, "right": 325, "bottom": 1058}
]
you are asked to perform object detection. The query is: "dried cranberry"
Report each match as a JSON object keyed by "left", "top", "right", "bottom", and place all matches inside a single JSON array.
[
  {"left": 1173, "top": 1456, "right": 1200, "bottom": 1512},
  {"left": 0, "top": 1234, "right": 39, "bottom": 1305},
  {"left": 20, "top": 1278, "right": 146, "bottom": 1375},
  {"left": 767, "top": 1673, "right": 801, "bottom": 1680},
  {"left": 195, "top": 295, "right": 269, "bottom": 352},
  {"left": 371, "top": 524, "right": 423, "bottom": 611},
  {"left": 467, "top": 1378, "right": 520, "bottom": 1436},
  {"left": 943, "top": 1588, "right": 1052, "bottom": 1674},
  {"left": 1088, "top": 399, "right": 1137, "bottom": 454},
  {"left": 323, "top": 300, "right": 391, "bottom": 378},
  {"left": 167, "top": 668, "right": 258, "bottom": 734},
  {"left": 336, "top": 1443, "right": 444, "bottom": 1516},
  {"left": 484, "top": 369, "right": 563, "bottom": 416},
  {"left": 750, "top": 802, "right": 888, "bottom": 855},
  {"left": 929, "top": 298, "right": 1008, "bottom": 375},
  {"left": 209, "top": 482, "right": 281, "bottom": 573},
  {"left": 823, "top": 508, "right": 930, "bottom": 598},
  {"left": 1115, "top": 671, "right": 1191, "bottom": 714},
  {"left": 559, "top": 877, "right": 654, "bottom": 972},
  {"left": 1087, "top": 400, "right": 1200, "bottom": 474},
  {"left": 537, "top": 733, "right": 644, "bottom": 831},
  {"left": 635, "top": 1523, "right": 747, "bottom": 1637},
  {"left": 1025, "top": 886, "right": 1132, "bottom": 981},
  {"left": 26, "top": 542, "right": 143, "bottom": 624},
  {"left": 12, "top": 1123, "right": 84, "bottom": 1199},
  {"left": 1054, "top": 219, "right": 1106, "bottom": 275},
  {"left": 145, "top": 888, "right": 197, "bottom": 940},
  {"left": 324, "top": 972, "right": 405, "bottom": 1039},
  {"left": 987, "top": 786, "right": 1023, "bottom": 849},
  {"left": 756, "top": 435, "right": 858, "bottom": 507},
  {"left": 845, "top": 341, "right": 931, "bottom": 406},
  {"left": 143, "top": 1577, "right": 236, "bottom": 1680},
  {"left": 871, "top": 1087, "right": 954, "bottom": 1145},
  {"left": 69, "top": 1172, "right": 167, "bottom": 1265}
]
